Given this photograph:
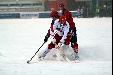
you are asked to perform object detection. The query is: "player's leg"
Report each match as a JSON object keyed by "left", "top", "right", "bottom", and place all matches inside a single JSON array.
[
  {"left": 71, "top": 28, "right": 79, "bottom": 60},
  {"left": 39, "top": 42, "right": 55, "bottom": 59},
  {"left": 39, "top": 34, "right": 61, "bottom": 59},
  {"left": 71, "top": 27, "right": 78, "bottom": 53},
  {"left": 71, "top": 42, "right": 78, "bottom": 53}
]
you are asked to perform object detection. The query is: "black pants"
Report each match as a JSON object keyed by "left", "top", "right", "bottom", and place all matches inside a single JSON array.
[{"left": 71, "top": 27, "right": 77, "bottom": 45}]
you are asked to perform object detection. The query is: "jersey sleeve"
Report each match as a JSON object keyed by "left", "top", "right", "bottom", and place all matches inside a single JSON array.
[{"left": 48, "top": 19, "right": 59, "bottom": 36}]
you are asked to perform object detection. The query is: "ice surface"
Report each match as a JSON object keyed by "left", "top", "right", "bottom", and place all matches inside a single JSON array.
[{"left": 0, "top": 18, "right": 112, "bottom": 75}]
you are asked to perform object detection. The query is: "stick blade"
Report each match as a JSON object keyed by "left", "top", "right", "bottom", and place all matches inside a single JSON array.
[{"left": 27, "top": 60, "right": 30, "bottom": 64}]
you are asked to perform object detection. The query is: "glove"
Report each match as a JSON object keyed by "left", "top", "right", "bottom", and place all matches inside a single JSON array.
[
  {"left": 51, "top": 20, "right": 55, "bottom": 25},
  {"left": 56, "top": 43, "right": 63, "bottom": 49},
  {"left": 44, "top": 34, "right": 50, "bottom": 42},
  {"left": 56, "top": 28, "right": 60, "bottom": 31}
]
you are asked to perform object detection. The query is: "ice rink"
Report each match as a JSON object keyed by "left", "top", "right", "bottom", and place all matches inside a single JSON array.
[{"left": 0, "top": 18, "right": 112, "bottom": 75}]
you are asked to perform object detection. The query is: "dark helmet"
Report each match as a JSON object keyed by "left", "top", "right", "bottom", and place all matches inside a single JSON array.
[{"left": 59, "top": 3, "right": 64, "bottom": 7}]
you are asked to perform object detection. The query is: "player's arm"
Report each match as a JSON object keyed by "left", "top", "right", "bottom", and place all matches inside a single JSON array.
[{"left": 44, "top": 20, "right": 55, "bottom": 42}]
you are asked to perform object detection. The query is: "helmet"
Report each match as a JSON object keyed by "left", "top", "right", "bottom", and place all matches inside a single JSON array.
[
  {"left": 59, "top": 3, "right": 64, "bottom": 7},
  {"left": 59, "top": 16, "right": 67, "bottom": 23},
  {"left": 50, "top": 10, "right": 59, "bottom": 18}
]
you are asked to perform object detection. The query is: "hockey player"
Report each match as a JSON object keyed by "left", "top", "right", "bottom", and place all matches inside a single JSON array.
[
  {"left": 39, "top": 15, "right": 71, "bottom": 60},
  {"left": 58, "top": 3, "right": 78, "bottom": 54}
]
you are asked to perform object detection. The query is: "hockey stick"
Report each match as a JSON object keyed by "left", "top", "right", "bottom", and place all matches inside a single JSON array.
[{"left": 27, "top": 42, "right": 46, "bottom": 64}]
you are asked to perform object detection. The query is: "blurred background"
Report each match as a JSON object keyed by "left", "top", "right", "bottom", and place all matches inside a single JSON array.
[{"left": 0, "top": 0, "right": 112, "bottom": 18}]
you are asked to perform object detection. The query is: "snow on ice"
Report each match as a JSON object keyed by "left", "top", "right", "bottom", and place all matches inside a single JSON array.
[{"left": 0, "top": 18, "right": 112, "bottom": 75}]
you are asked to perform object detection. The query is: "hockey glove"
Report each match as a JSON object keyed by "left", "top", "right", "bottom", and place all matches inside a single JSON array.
[
  {"left": 51, "top": 20, "right": 55, "bottom": 25},
  {"left": 56, "top": 43, "right": 63, "bottom": 49},
  {"left": 44, "top": 33, "right": 50, "bottom": 42}
]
